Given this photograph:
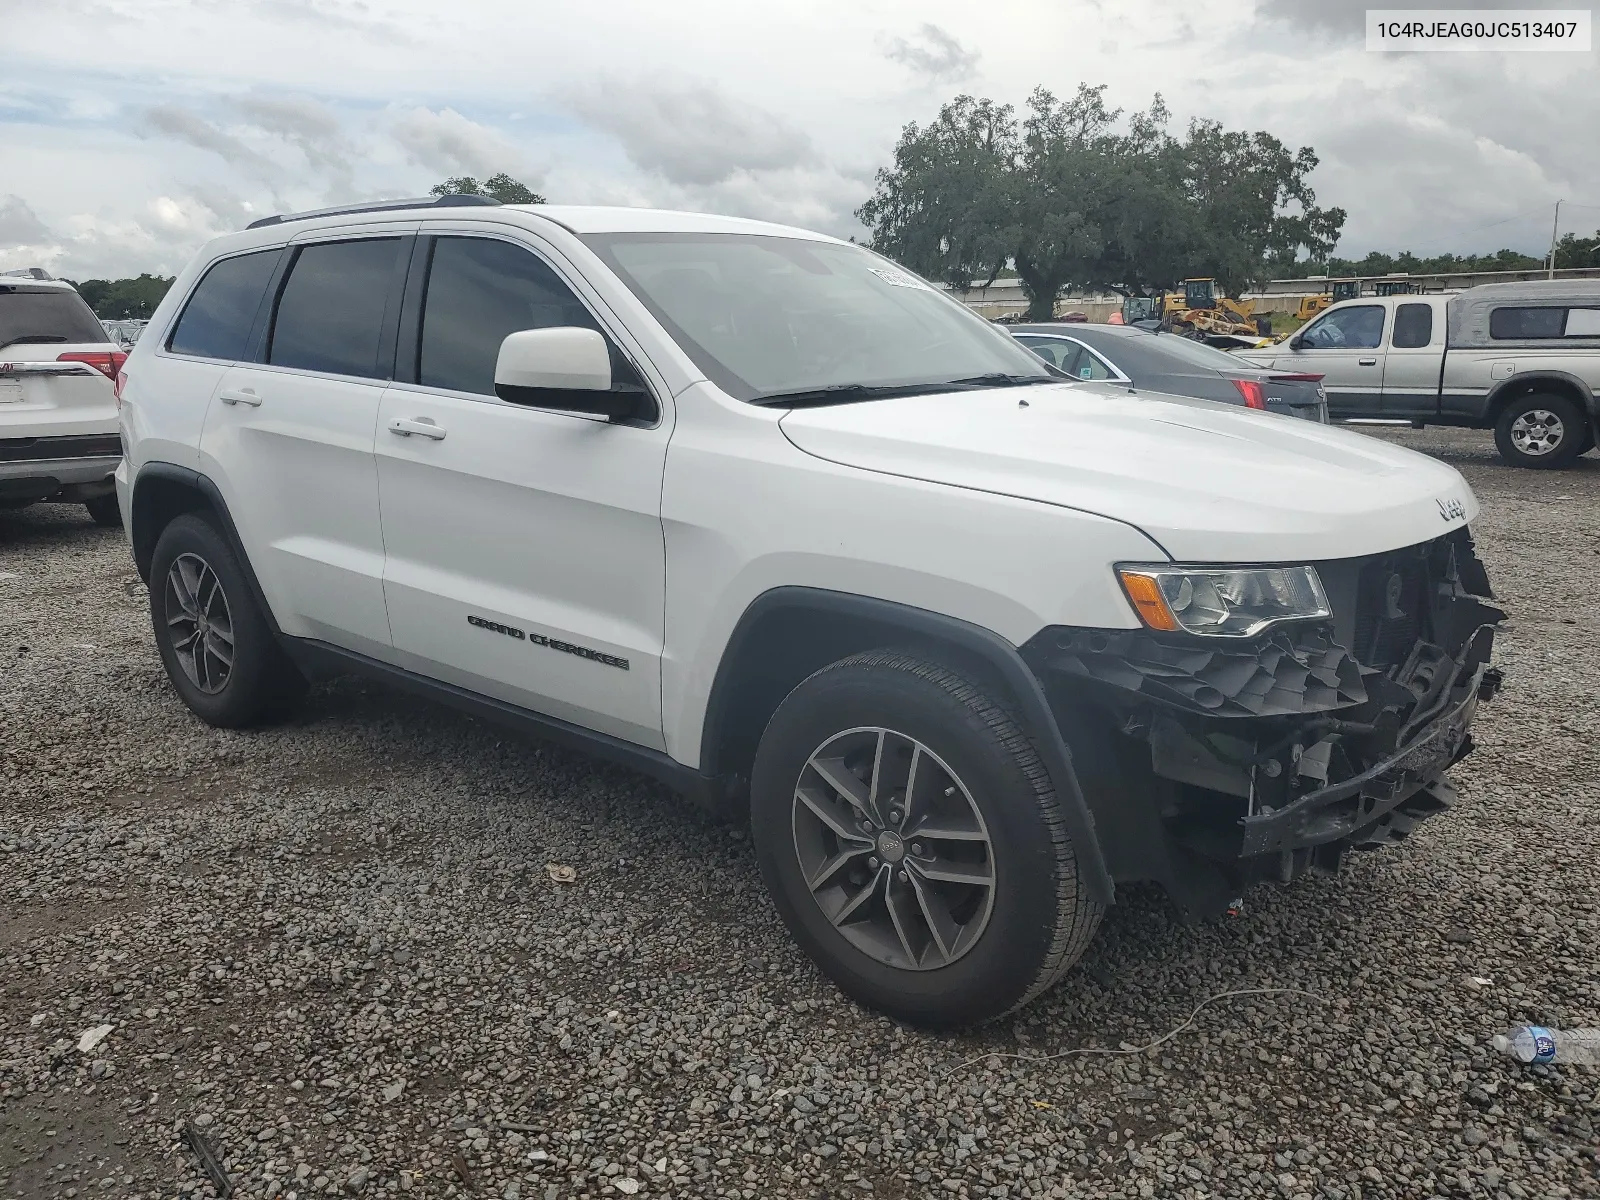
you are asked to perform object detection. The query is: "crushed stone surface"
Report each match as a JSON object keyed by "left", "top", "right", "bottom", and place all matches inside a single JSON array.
[{"left": 1, "top": 426, "right": 1596, "bottom": 1199}]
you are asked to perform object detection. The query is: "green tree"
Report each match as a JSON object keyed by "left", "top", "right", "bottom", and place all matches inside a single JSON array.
[
  {"left": 857, "top": 86, "right": 1343, "bottom": 320},
  {"left": 856, "top": 96, "right": 1019, "bottom": 294},
  {"left": 1554, "top": 229, "right": 1600, "bottom": 269},
  {"left": 69, "top": 274, "right": 174, "bottom": 319},
  {"left": 429, "top": 173, "right": 545, "bottom": 204}
]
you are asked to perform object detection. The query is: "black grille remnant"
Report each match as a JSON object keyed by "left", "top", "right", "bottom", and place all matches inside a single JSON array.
[
  {"left": 1021, "top": 530, "right": 1503, "bottom": 914},
  {"left": 1352, "top": 548, "right": 1427, "bottom": 669},
  {"left": 1024, "top": 623, "right": 1368, "bottom": 719}
]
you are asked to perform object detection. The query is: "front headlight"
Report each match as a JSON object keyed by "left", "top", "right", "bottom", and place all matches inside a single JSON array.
[{"left": 1116, "top": 564, "right": 1331, "bottom": 638}]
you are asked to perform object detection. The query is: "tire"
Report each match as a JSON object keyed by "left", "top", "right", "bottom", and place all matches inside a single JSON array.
[
  {"left": 1579, "top": 425, "right": 1597, "bottom": 456},
  {"left": 750, "top": 648, "right": 1103, "bottom": 1028},
  {"left": 148, "top": 513, "right": 306, "bottom": 727},
  {"left": 1493, "top": 393, "right": 1586, "bottom": 469},
  {"left": 84, "top": 493, "right": 121, "bottom": 527}
]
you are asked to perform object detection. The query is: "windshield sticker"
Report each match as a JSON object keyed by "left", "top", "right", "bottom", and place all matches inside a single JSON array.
[{"left": 866, "top": 266, "right": 928, "bottom": 290}]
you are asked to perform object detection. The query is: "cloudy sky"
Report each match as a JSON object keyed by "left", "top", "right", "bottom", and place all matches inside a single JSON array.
[{"left": 2, "top": 0, "right": 1596, "bottom": 280}]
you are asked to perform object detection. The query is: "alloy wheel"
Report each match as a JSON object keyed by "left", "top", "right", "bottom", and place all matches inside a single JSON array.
[
  {"left": 791, "top": 727, "right": 996, "bottom": 971},
  {"left": 164, "top": 552, "right": 235, "bottom": 694},
  {"left": 1509, "top": 409, "right": 1564, "bottom": 456}
]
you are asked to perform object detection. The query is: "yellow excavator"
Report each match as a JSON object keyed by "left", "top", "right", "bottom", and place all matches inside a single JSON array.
[{"left": 1294, "top": 279, "right": 1360, "bottom": 323}]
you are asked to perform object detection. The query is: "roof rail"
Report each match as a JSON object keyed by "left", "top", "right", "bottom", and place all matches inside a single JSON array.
[
  {"left": 246, "top": 194, "right": 500, "bottom": 231},
  {"left": 0, "top": 267, "right": 55, "bottom": 281}
]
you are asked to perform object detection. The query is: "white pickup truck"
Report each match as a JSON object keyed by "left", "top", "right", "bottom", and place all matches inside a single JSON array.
[
  {"left": 1241, "top": 281, "right": 1600, "bottom": 468},
  {"left": 117, "top": 198, "right": 1504, "bottom": 1026}
]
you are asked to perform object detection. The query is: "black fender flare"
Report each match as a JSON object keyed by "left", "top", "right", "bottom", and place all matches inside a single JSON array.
[
  {"left": 130, "top": 461, "right": 284, "bottom": 638},
  {"left": 700, "top": 586, "right": 1115, "bottom": 905},
  {"left": 1484, "top": 369, "right": 1599, "bottom": 425}
]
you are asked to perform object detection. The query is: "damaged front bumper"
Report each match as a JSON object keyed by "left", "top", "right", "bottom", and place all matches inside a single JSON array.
[{"left": 1022, "top": 529, "right": 1504, "bottom": 912}]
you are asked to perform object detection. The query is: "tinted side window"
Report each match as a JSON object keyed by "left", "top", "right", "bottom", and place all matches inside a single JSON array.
[
  {"left": 269, "top": 239, "right": 401, "bottom": 378},
  {"left": 1391, "top": 303, "right": 1433, "bottom": 348},
  {"left": 1489, "top": 306, "right": 1565, "bottom": 339},
  {"left": 418, "top": 237, "right": 600, "bottom": 395},
  {"left": 1300, "top": 304, "right": 1385, "bottom": 350},
  {"left": 168, "top": 250, "right": 279, "bottom": 360}
]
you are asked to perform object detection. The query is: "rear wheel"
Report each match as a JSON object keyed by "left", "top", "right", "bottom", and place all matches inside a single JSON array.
[
  {"left": 149, "top": 513, "right": 306, "bottom": 727},
  {"left": 1493, "top": 393, "right": 1586, "bottom": 469},
  {"left": 750, "top": 649, "right": 1103, "bottom": 1028},
  {"left": 84, "top": 493, "right": 120, "bottom": 527}
]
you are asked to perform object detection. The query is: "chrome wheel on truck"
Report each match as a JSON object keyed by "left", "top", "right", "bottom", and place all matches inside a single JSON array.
[{"left": 1494, "top": 393, "right": 1586, "bottom": 469}]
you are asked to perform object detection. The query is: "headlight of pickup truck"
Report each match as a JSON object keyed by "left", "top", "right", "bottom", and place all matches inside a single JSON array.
[{"left": 1116, "top": 564, "right": 1331, "bottom": 638}]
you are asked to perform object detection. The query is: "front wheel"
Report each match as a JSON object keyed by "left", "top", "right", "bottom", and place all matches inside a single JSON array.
[
  {"left": 750, "top": 649, "right": 1103, "bottom": 1028},
  {"left": 1493, "top": 394, "right": 1586, "bottom": 469}
]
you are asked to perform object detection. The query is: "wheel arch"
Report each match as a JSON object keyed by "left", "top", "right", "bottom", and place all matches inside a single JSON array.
[
  {"left": 1485, "top": 371, "right": 1597, "bottom": 425},
  {"left": 130, "top": 462, "right": 282, "bottom": 637},
  {"left": 699, "top": 586, "right": 1115, "bottom": 905}
]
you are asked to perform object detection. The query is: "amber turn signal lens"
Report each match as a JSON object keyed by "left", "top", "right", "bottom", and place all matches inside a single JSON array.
[{"left": 1116, "top": 570, "right": 1180, "bottom": 632}]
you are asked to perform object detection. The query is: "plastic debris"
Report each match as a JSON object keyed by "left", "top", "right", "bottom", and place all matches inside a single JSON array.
[
  {"left": 1494, "top": 1025, "right": 1600, "bottom": 1066},
  {"left": 183, "top": 1120, "right": 233, "bottom": 1198},
  {"left": 1226, "top": 898, "right": 1245, "bottom": 917},
  {"left": 545, "top": 864, "right": 577, "bottom": 883},
  {"left": 76, "top": 1024, "right": 114, "bottom": 1053}
]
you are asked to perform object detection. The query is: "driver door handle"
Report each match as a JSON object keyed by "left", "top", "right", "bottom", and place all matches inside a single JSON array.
[
  {"left": 219, "top": 388, "right": 261, "bottom": 406},
  {"left": 1358, "top": 358, "right": 1377, "bottom": 366},
  {"left": 389, "top": 417, "right": 447, "bottom": 440}
]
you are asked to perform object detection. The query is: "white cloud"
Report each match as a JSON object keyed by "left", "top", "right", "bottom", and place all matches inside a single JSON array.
[
  {"left": 389, "top": 105, "right": 532, "bottom": 183},
  {"left": 565, "top": 82, "right": 818, "bottom": 187}
]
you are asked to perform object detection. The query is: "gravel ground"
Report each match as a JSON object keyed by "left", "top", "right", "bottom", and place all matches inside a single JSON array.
[{"left": 2, "top": 427, "right": 1597, "bottom": 1200}]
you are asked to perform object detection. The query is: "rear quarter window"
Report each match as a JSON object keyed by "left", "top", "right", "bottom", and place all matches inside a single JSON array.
[
  {"left": 1489, "top": 306, "right": 1569, "bottom": 340},
  {"left": 0, "top": 287, "right": 108, "bottom": 349},
  {"left": 168, "top": 249, "right": 281, "bottom": 361}
]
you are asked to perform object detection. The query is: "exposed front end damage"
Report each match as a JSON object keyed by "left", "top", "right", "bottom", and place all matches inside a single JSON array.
[{"left": 1023, "top": 529, "right": 1503, "bottom": 918}]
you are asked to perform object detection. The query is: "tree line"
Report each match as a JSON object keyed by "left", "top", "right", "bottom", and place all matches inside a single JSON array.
[{"left": 1275, "top": 233, "right": 1600, "bottom": 279}]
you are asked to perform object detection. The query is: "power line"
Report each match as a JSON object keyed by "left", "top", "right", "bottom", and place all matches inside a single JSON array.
[{"left": 1400, "top": 203, "right": 1555, "bottom": 250}]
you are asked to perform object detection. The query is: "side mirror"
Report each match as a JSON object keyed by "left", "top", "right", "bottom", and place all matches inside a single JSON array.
[
  {"left": 494, "top": 327, "right": 648, "bottom": 422},
  {"left": 1288, "top": 335, "right": 1306, "bottom": 350}
]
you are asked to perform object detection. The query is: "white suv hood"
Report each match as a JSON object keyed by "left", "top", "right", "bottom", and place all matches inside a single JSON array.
[{"left": 778, "top": 382, "right": 1477, "bottom": 562}]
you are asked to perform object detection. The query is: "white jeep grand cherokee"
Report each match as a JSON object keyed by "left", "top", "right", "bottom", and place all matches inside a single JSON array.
[{"left": 116, "top": 197, "right": 1503, "bottom": 1027}]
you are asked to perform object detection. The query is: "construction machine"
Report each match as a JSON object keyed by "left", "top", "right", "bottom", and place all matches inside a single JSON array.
[
  {"left": 1293, "top": 278, "right": 1361, "bottom": 322},
  {"left": 1165, "top": 278, "right": 1270, "bottom": 339}
]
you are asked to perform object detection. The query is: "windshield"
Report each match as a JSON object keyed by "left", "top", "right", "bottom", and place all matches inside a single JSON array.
[{"left": 582, "top": 232, "right": 1052, "bottom": 401}]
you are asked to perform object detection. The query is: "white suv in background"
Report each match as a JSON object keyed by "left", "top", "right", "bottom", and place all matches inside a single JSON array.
[
  {"left": 1, "top": 269, "right": 126, "bottom": 525},
  {"left": 116, "top": 198, "right": 1504, "bottom": 1027}
]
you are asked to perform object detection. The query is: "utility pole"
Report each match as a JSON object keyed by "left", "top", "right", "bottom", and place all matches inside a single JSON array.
[{"left": 1548, "top": 199, "right": 1562, "bottom": 279}]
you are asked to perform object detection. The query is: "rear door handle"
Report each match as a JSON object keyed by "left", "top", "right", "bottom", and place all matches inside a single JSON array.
[
  {"left": 388, "top": 417, "right": 447, "bottom": 440},
  {"left": 1358, "top": 358, "right": 1377, "bottom": 366},
  {"left": 219, "top": 388, "right": 261, "bottom": 406}
]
